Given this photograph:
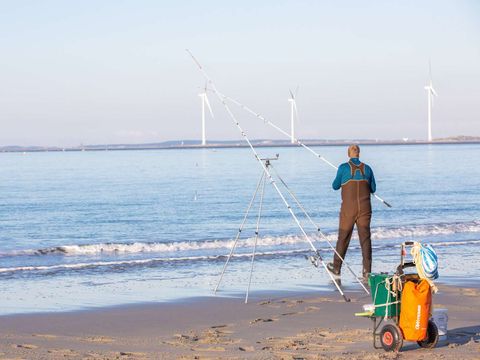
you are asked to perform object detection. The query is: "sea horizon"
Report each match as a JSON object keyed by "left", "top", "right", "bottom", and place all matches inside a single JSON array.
[{"left": 2, "top": 135, "right": 480, "bottom": 153}]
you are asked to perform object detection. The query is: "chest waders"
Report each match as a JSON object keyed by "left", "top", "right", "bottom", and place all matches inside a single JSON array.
[{"left": 333, "top": 161, "right": 372, "bottom": 276}]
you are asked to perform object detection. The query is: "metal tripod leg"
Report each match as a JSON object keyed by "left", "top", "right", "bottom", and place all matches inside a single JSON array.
[
  {"left": 214, "top": 170, "right": 265, "bottom": 294},
  {"left": 245, "top": 171, "right": 267, "bottom": 303}
]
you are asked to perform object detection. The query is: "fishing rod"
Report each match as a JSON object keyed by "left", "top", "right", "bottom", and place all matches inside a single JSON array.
[
  {"left": 205, "top": 89, "right": 392, "bottom": 208},
  {"left": 187, "top": 49, "right": 351, "bottom": 302}
]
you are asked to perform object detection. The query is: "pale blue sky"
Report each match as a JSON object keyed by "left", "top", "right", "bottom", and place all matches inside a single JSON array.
[{"left": 1, "top": 0, "right": 479, "bottom": 146}]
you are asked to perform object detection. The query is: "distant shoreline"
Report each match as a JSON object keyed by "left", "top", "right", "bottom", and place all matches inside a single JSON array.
[{"left": 2, "top": 139, "right": 480, "bottom": 153}]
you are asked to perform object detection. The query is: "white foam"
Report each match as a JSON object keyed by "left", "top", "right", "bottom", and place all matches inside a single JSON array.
[
  {"left": 6, "top": 235, "right": 316, "bottom": 257},
  {"left": 2, "top": 220, "right": 479, "bottom": 258},
  {"left": 0, "top": 249, "right": 306, "bottom": 274},
  {"left": 371, "top": 221, "right": 480, "bottom": 239},
  {"left": 1, "top": 238, "right": 479, "bottom": 275}
]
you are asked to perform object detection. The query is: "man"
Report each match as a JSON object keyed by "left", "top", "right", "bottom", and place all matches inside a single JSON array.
[{"left": 327, "top": 144, "right": 376, "bottom": 279}]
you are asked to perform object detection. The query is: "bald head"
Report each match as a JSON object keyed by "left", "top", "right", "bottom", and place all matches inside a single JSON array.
[{"left": 348, "top": 144, "right": 360, "bottom": 158}]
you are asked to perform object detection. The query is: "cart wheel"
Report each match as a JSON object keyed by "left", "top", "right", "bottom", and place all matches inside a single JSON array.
[
  {"left": 417, "top": 320, "right": 439, "bottom": 349},
  {"left": 380, "top": 324, "right": 403, "bottom": 352}
]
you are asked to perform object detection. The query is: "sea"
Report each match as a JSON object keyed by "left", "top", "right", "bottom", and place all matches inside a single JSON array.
[{"left": 1, "top": 144, "right": 479, "bottom": 315}]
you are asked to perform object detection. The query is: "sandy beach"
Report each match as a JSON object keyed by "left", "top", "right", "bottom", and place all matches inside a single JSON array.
[
  {"left": 0, "top": 284, "right": 478, "bottom": 359},
  {"left": 2, "top": 0, "right": 480, "bottom": 359}
]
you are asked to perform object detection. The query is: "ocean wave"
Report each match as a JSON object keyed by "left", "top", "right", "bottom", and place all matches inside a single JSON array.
[
  {"left": 371, "top": 220, "right": 480, "bottom": 239},
  {"left": 0, "top": 249, "right": 306, "bottom": 274},
  {"left": 0, "top": 239, "right": 479, "bottom": 275},
  {"left": 5, "top": 236, "right": 310, "bottom": 257},
  {"left": 1, "top": 220, "right": 479, "bottom": 258}
]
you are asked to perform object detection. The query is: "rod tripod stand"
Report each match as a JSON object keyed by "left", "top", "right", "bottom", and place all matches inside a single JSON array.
[
  {"left": 214, "top": 155, "right": 369, "bottom": 303},
  {"left": 213, "top": 155, "right": 274, "bottom": 303}
]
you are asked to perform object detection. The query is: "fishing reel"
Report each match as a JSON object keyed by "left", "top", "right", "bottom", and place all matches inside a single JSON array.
[{"left": 306, "top": 251, "right": 321, "bottom": 268}]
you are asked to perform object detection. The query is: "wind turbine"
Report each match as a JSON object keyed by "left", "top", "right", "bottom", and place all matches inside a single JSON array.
[
  {"left": 199, "top": 83, "right": 214, "bottom": 146},
  {"left": 424, "top": 62, "right": 438, "bottom": 142},
  {"left": 288, "top": 87, "right": 299, "bottom": 144}
]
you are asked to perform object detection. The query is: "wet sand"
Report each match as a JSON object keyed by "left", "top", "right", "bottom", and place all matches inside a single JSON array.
[{"left": 0, "top": 284, "right": 479, "bottom": 359}]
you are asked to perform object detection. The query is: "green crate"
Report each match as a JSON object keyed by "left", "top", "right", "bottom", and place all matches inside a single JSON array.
[{"left": 368, "top": 273, "right": 400, "bottom": 317}]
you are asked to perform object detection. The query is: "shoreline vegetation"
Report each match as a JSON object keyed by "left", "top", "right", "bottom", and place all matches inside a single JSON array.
[
  {"left": 3, "top": 136, "right": 480, "bottom": 153},
  {"left": 0, "top": 284, "right": 478, "bottom": 359}
]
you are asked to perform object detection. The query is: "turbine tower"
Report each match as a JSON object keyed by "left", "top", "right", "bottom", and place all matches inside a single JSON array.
[
  {"left": 288, "top": 87, "right": 299, "bottom": 144},
  {"left": 199, "top": 83, "right": 214, "bottom": 146},
  {"left": 424, "top": 62, "right": 438, "bottom": 142}
]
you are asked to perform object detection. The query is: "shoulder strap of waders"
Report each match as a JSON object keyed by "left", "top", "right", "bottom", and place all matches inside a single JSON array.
[{"left": 348, "top": 161, "right": 366, "bottom": 179}]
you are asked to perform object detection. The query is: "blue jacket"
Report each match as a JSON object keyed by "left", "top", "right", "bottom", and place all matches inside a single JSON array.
[{"left": 332, "top": 158, "right": 376, "bottom": 193}]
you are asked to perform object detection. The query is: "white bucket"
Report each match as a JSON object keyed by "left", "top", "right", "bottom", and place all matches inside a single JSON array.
[{"left": 432, "top": 308, "right": 448, "bottom": 341}]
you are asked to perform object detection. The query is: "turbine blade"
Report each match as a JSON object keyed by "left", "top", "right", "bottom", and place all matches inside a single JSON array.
[
  {"left": 294, "top": 85, "right": 299, "bottom": 97},
  {"left": 431, "top": 87, "right": 438, "bottom": 97},
  {"left": 204, "top": 94, "right": 215, "bottom": 118},
  {"left": 289, "top": 89, "right": 294, "bottom": 99}
]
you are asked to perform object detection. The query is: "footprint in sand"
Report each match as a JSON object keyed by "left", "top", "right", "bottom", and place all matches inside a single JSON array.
[
  {"left": 47, "top": 348, "right": 76, "bottom": 353},
  {"left": 47, "top": 348, "right": 79, "bottom": 358},
  {"left": 14, "top": 344, "right": 38, "bottom": 349},
  {"left": 259, "top": 300, "right": 281, "bottom": 308},
  {"left": 191, "top": 346, "right": 226, "bottom": 352},
  {"left": 250, "top": 318, "right": 276, "bottom": 324},
  {"left": 280, "top": 311, "right": 299, "bottom": 316},
  {"left": 264, "top": 332, "right": 335, "bottom": 353},
  {"left": 32, "top": 333, "right": 57, "bottom": 339},
  {"left": 201, "top": 328, "right": 236, "bottom": 344},
  {"left": 238, "top": 346, "right": 255, "bottom": 352},
  {"left": 284, "top": 299, "right": 304, "bottom": 308},
  {"left": 210, "top": 324, "right": 228, "bottom": 329},
  {"left": 169, "top": 327, "right": 236, "bottom": 348},
  {"left": 119, "top": 351, "right": 148, "bottom": 357},
  {"left": 174, "top": 333, "right": 200, "bottom": 343},
  {"left": 82, "top": 336, "right": 115, "bottom": 343}
]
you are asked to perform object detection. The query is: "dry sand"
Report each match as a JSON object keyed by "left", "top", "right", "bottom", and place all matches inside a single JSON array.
[{"left": 0, "top": 284, "right": 479, "bottom": 359}]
